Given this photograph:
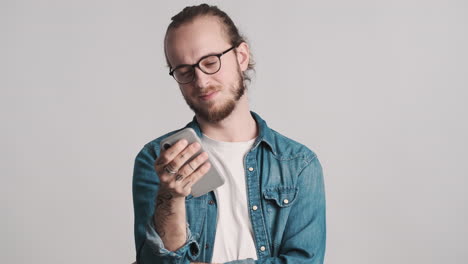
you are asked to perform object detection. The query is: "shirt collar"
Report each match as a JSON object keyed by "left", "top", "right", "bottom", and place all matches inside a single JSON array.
[{"left": 184, "top": 111, "right": 277, "bottom": 155}]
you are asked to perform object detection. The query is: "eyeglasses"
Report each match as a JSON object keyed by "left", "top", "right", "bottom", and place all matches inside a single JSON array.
[{"left": 169, "top": 46, "right": 235, "bottom": 84}]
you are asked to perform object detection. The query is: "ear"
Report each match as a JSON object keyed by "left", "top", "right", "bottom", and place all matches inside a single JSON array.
[{"left": 235, "top": 42, "right": 250, "bottom": 72}]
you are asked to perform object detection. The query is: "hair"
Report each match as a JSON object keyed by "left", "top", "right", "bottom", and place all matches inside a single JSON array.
[{"left": 164, "top": 3, "right": 255, "bottom": 84}]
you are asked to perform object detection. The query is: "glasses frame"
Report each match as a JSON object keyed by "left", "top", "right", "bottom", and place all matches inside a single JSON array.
[{"left": 169, "top": 46, "right": 236, "bottom": 84}]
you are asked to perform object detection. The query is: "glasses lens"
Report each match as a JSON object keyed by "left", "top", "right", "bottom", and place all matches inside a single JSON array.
[
  {"left": 173, "top": 66, "right": 194, "bottom": 84},
  {"left": 200, "top": 56, "right": 221, "bottom": 74}
]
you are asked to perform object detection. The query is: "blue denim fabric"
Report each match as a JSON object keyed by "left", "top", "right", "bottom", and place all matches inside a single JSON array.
[{"left": 133, "top": 112, "right": 326, "bottom": 264}]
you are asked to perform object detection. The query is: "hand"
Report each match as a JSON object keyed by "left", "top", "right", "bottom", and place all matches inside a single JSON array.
[{"left": 154, "top": 139, "right": 211, "bottom": 198}]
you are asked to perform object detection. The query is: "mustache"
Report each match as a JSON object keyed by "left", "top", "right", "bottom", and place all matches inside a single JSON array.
[{"left": 197, "top": 85, "right": 221, "bottom": 95}]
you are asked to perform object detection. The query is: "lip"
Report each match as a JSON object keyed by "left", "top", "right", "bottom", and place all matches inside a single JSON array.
[{"left": 199, "top": 91, "right": 218, "bottom": 101}]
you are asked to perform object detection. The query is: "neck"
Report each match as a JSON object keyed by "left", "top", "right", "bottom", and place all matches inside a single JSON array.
[{"left": 196, "top": 96, "right": 258, "bottom": 142}]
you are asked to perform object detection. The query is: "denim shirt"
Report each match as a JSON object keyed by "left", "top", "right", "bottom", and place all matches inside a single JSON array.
[{"left": 133, "top": 112, "right": 326, "bottom": 264}]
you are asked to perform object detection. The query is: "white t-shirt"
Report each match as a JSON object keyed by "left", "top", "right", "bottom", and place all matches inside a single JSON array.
[{"left": 202, "top": 134, "right": 258, "bottom": 263}]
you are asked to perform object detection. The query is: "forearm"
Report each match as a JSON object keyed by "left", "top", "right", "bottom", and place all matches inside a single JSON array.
[
  {"left": 134, "top": 145, "right": 203, "bottom": 264},
  {"left": 154, "top": 188, "right": 187, "bottom": 251}
]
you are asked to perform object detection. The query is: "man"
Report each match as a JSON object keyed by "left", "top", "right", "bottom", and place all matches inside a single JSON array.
[{"left": 133, "top": 4, "right": 326, "bottom": 264}]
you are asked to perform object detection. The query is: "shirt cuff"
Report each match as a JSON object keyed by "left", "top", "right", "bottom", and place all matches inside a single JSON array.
[{"left": 144, "top": 218, "right": 200, "bottom": 260}]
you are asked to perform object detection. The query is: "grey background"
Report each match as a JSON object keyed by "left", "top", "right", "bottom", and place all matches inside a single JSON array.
[{"left": 2, "top": 0, "right": 467, "bottom": 263}]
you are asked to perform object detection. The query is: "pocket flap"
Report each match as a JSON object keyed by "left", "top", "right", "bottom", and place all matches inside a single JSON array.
[{"left": 263, "top": 186, "right": 298, "bottom": 207}]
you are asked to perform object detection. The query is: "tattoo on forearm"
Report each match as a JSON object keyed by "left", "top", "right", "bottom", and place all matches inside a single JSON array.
[{"left": 154, "top": 190, "right": 174, "bottom": 238}]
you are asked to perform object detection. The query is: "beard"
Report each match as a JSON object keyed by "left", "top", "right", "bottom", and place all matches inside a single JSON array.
[{"left": 183, "top": 68, "right": 246, "bottom": 123}]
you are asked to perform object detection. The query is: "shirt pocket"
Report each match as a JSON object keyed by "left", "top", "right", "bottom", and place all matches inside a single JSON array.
[
  {"left": 263, "top": 186, "right": 299, "bottom": 209},
  {"left": 262, "top": 186, "right": 299, "bottom": 247}
]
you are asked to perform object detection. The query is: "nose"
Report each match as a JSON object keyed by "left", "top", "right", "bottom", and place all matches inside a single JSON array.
[{"left": 193, "top": 67, "right": 210, "bottom": 89}]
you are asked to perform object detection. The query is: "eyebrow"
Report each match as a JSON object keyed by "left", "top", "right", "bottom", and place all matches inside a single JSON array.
[{"left": 172, "top": 50, "right": 223, "bottom": 70}]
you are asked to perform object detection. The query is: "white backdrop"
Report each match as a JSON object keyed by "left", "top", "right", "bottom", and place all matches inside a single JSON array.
[{"left": 2, "top": 0, "right": 467, "bottom": 263}]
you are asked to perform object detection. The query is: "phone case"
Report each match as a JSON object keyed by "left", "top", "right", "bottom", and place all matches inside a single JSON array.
[{"left": 160, "top": 128, "right": 225, "bottom": 197}]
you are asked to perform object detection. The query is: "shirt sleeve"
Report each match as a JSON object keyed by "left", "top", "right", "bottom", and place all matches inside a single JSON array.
[
  {"left": 140, "top": 219, "right": 200, "bottom": 263},
  {"left": 133, "top": 144, "right": 200, "bottom": 264}
]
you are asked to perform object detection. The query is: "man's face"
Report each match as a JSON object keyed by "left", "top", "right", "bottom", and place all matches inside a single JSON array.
[{"left": 165, "top": 16, "right": 249, "bottom": 123}]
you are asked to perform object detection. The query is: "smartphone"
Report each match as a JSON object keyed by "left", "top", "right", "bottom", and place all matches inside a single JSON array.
[{"left": 160, "top": 128, "right": 225, "bottom": 197}]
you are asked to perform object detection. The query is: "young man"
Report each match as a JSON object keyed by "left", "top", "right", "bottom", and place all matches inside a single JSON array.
[{"left": 133, "top": 4, "right": 326, "bottom": 264}]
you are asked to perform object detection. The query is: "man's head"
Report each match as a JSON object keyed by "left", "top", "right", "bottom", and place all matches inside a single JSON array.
[{"left": 164, "top": 4, "right": 254, "bottom": 123}]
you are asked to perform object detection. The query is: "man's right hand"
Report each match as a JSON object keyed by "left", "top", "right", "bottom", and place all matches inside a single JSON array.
[
  {"left": 152, "top": 139, "right": 211, "bottom": 251},
  {"left": 155, "top": 139, "right": 211, "bottom": 197}
]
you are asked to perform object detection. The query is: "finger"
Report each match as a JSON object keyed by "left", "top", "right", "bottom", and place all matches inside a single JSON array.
[
  {"left": 164, "top": 164, "right": 178, "bottom": 175},
  {"left": 175, "top": 173, "right": 184, "bottom": 182},
  {"left": 165, "top": 142, "right": 201, "bottom": 173},
  {"left": 173, "top": 151, "right": 208, "bottom": 183},
  {"left": 155, "top": 139, "right": 188, "bottom": 168},
  {"left": 178, "top": 151, "right": 208, "bottom": 179},
  {"left": 181, "top": 161, "right": 211, "bottom": 189}
]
